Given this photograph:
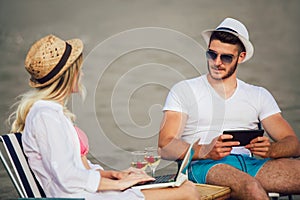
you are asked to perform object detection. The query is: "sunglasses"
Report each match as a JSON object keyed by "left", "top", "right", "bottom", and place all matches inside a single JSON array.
[{"left": 206, "top": 50, "right": 235, "bottom": 64}]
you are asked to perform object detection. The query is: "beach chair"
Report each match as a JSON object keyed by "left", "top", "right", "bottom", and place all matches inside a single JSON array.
[
  {"left": 0, "top": 133, "right": 45, "bottom": 198},
  {"left": 268, "top": 192, "right": 293, "bottom": 200},
  {"left": 0, "top": 133, "right": 84, "bottom": 200}
]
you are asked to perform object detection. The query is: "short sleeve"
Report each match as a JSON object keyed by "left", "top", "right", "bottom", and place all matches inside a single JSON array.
[
  {"left": 163, "top": 81, "right": 194, "bottom": 114},
  {"left": 258, "top": 87, "right": 281, "bottom": 121}
]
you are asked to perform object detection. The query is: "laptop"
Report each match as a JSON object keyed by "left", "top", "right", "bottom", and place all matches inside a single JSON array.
[{"left": 132, "top": 143, "right": 193, "bottom": 190}]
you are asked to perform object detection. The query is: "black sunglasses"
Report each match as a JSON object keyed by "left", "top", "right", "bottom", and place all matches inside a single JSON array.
[{"left": 206, "top": 50, "right": 235, "bottom": 64}]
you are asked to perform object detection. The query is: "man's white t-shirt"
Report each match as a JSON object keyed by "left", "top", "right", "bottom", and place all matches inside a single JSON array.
[{"left": 163, "top": 74, "right": 280, "bottom": 155}]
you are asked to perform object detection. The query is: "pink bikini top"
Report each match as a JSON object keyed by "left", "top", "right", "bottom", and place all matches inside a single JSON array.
[{"left": 74, "top": 126, "right": 89, "bottom": 156}]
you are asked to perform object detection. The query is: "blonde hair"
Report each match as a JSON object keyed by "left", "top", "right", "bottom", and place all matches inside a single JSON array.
[{"left": 9, "top": 54, "right": 85, "bottom": 133}]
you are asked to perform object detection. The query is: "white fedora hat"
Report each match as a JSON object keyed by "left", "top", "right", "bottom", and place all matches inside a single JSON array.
[{"left": 201, "top": 18, "right": 254, "bottom": 63}]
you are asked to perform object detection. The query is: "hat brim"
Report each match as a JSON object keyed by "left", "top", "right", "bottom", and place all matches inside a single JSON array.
[
  {"left": 201, "top": 29, "right": 254, "bottom": 63},
  {"left": 29, "top": 38, "right": 83, "bottom": 88}
]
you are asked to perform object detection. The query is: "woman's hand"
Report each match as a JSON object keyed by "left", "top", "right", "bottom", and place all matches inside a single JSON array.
[
  {"left": 245, "top": 136, "right": 271, "bottom": 158},
  {"left": 117, "top": 171, "right": 155, "bottom": 191},
  {"left": 122, "top": 167, "right": 148, "bottom": 175},
  {"left": 100, "top": 170, "right": 121, "bottom": 179},
  {"left": 100, "top": 170, "right": 129, "bottom": 180},
  {"left": 100, "top": 167, "right": 149, "bottom": 180},
  {"left": 98, "top": 170, "right": 155, "bottom": 191},
  {"left": 98, "top": 167, "right": 154, "bottom": 191}
]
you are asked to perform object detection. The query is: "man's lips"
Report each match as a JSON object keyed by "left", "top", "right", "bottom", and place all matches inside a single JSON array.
[{"left": 211, "top": 66, "right": 225, "bottom": 71}]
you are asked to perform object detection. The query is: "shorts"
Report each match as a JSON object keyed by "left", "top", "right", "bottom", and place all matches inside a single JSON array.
[{"left": 188, "top": 154, "right": 270, "bottom": 184}]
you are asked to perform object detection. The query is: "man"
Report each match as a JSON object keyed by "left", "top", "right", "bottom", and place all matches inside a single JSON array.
[{"left": 158, "top": 18, "right": 300, "bottom": 199}]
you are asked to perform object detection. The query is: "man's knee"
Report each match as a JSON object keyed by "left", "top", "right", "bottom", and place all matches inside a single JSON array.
[{"left": 242, "top": 180, "right": 268, "bottom": 200}]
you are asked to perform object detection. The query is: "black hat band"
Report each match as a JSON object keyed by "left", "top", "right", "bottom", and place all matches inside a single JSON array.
[{"left": 32, "top": 42, "right": 72, "bottom": 84}]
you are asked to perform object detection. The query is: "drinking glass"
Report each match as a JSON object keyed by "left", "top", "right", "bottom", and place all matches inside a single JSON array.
[
  {"left": 144, "top": 147, "right": 161, "bottom": 177},
  {"left": 131, "top": 151, "right": 148, "bottom": 170}
]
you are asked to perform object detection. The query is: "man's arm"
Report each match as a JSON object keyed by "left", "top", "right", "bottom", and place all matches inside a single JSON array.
[
  {"left": 158, "top": 110, "right": 238, "bottom": 160},
  {"left": 247, "top": 113, "right": 300, "bottom": 158},
  {"left": 158, "top": 110, "right": 190, "bottom": 160}
]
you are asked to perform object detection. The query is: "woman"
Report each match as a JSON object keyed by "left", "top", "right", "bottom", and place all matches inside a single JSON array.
[{"left": 9, "top": 35, "right": 199, "bottom": 200}]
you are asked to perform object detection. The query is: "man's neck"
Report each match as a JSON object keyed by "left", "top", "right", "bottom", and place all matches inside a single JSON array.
[{"left": 206, "top": 74, "right": 238, "bottom": 99}]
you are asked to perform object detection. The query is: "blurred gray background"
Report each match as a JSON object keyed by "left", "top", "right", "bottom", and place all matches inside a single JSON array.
[{"left": 1, "top": 0, "right": 299, "bottom": 199}]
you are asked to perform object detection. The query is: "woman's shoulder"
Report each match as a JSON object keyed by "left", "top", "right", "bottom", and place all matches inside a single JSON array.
[
  {"left": 29, "top": 100, "right": 63, "bottom": 117},
  {"left": 25, "top": 100, "right": 65, "bottom": 131},
  {"left": 32, "top": 100, "right": 62, "bottom": 110}
]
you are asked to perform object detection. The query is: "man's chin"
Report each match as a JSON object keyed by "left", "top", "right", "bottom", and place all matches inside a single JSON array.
[{"left": 209, "top": 72, "right": 224, "bottom": 80}]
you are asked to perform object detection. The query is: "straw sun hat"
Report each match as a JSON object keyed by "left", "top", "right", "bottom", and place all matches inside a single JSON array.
[
  {"left": 25, "top": 34, "right": 83, "bottom": 88},
  {"left": 201, "top": 18, "right": 254, "bottom": 63}
]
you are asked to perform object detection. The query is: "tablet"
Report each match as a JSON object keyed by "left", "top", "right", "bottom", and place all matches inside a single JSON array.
[{"left": 223, "top": 130, "right": 264, "bottom": 146}]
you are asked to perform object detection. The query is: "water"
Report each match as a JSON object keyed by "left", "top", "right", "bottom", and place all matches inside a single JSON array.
[{"left": 1, "top": 0, "right": 300, "bottom": 199}]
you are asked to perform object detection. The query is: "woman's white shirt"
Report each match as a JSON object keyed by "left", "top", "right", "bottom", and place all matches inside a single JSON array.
[{"left": 22, "top": 100, "right": 101, "bottom": 197}]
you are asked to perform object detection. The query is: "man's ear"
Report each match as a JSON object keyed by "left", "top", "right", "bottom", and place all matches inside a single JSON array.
[{"left": 238, "top": 52, "right": 246, "bottom": 63}]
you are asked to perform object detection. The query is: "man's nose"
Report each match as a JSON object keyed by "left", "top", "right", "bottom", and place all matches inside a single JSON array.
[{"left": 214, "top": 55, "right": 223, "bottom": 66}]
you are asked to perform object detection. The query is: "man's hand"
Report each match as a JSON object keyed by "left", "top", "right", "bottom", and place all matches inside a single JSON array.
[
  {"left": 201, "top": 134, "right": 240, "bottom": 160},
  {"left": 245, "top": 136, "right": 271, "bottom": 158}
]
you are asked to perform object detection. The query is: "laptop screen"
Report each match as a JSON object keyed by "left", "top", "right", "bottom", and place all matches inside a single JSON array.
[{"left": 174, "top": 143, "right": 194, "bottom": 179}]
